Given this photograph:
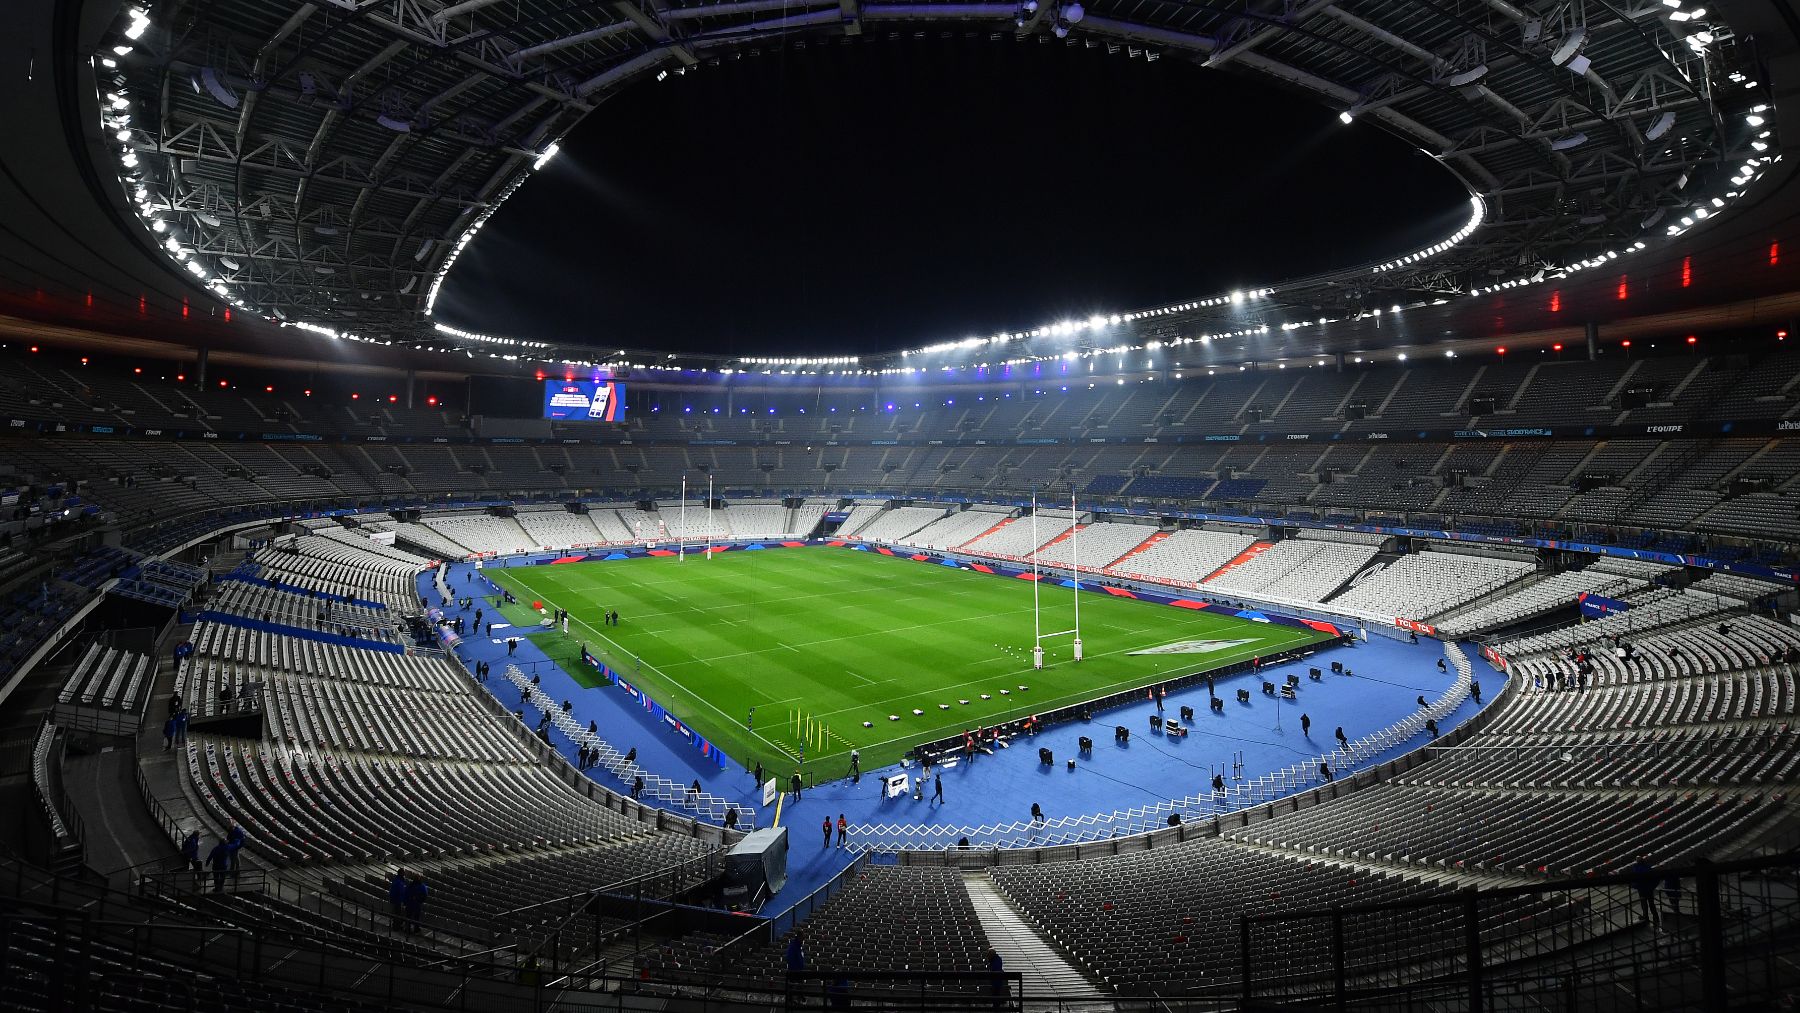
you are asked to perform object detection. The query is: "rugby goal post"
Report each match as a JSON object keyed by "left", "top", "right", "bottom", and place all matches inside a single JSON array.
[{"left": 1029, "top": 490, "right": 1083, "bottom": 669}]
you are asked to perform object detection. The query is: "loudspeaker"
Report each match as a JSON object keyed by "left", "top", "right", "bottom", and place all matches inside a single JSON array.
[
  {"left": 1331, "top": 661, "right": 1344, "bottom": 673},
  {"left": 1621, "top": 388, "right": 1652, "bottom": 410},
  {"left": 1079, "top": 735, "right": 1093, "bottom": 753},
  {"left": 1246, "top": 407, "right": 1263, "bottom": 424},
  {"left": 1115, "top": 725, "right": 1130, "bottom": 743},
  {"left": 1345, "top": 403, "right": 1367, "bottom": 420},
  {"left": 1262, "top": 680, "right": 1276, "bottom": 695},
  {"left": 1236, "top": 689, "right": 1251, "bottom": 703},
  {"left": 1179, "top": 705, "right": 1195, "bottom": 722},
  {"left": 1038, "top": 747, "right": 1053, "bottom": 765},
  {"left": 1310, "top": 667, "right": 1323, "bottom": 680},
  {"left": 1149, "top": 714, "right": 1163, "bottom": 730},
  {"left": 1470, "top": 396, "right": 1497, "bottom": 415}
]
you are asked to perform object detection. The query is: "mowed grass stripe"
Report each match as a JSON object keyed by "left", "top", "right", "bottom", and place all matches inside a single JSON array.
[{"left": 485, "top": 548, "right": 1328, "bottom": 775}]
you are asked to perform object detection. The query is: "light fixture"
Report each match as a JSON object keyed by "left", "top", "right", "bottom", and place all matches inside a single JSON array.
[
  {"left": 1550, "top": 27, "right": 1586, "bottom": 67},
  {"left": 1447, "top": 64, "right": 1488, "bottom": 87},
  {"left": 199, "top": 67, "right": 240, "bottom": 108}
]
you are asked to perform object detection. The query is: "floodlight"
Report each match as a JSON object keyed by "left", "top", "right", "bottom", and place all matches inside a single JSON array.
[
  {"left": 1645, "top": 111, "right": 1676, "bottom": 140},
  {"left": 1447, "top": 64, "right": 1487, "bottom": 87},
  {"left": 200, "top": 67, "right": 240, "bottom": 108},
  {"left": 1550, "top": 27, "right": 1586, "bottom": 67}
]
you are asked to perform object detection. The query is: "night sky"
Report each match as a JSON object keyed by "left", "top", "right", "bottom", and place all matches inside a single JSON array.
[{"left": 435, "top": 37, "right": 1469, "bottom": 357}]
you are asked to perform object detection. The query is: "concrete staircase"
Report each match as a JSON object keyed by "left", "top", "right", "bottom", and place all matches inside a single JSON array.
[{"left": 962, "top": 871, "right": 1112, "bottom": 1009}]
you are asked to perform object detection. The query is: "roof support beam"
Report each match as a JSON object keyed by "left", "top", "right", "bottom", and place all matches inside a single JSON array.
[
  {"left": 663, "top": 0, "right": 836, "bottom": 20},
  {"left": 575, "top": 49, "right": 675, "bottom": 98},
  {"left": 1207, "top": 0, "right": 1343, "bottom": 69},
  {"left": 861, "top": 4, "right": 1018, "bottom": 21},
  {"left": 433, "top": 0, "right": 514, "bottom": 23},
  {"left": 612, "top": 0, "right": 700, "bottom": 65},
  {"left": 510, "top": 22, "right": 636, "bottom": 63}
]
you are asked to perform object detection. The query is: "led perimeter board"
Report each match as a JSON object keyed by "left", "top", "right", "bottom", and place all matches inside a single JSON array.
[{"left": 543, "top": 380, "right": 627, "bottom": 421}]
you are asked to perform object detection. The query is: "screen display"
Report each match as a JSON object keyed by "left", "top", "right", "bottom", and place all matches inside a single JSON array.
[{"left": 543, "top": 380, "right": 626, "bottom": 421}]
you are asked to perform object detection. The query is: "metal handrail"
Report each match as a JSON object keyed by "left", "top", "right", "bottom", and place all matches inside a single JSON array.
[{"left": 514, "top": 849, "right": 723, "bottom": 970}]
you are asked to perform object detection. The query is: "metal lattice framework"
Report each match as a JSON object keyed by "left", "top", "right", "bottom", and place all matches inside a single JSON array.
[{"left": 96, "top": 0, "right": 1771, "bottom": 355}]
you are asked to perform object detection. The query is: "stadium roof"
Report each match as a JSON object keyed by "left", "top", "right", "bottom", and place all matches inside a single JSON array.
[{"left": 1, "top": 0, "right": 1797, "bottom": 379}]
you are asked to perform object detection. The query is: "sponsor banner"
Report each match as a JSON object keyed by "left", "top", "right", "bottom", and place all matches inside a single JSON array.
[
  {"left": 1578, "top": 592, "right": 1632, "bottom": 618},
  {"left": 1395, "top": 617, "right": 1439, "bottom": 636},
  {"left": 1481, "top": 644, "right": 1509, "bottom": 671},
  {"left": 580, "top": 649, "right": 728, "bottom": 768}
]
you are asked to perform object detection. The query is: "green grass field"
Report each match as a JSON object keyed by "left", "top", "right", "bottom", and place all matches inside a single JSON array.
[{"left": 484, "top": 547, "right": 1329, "bottom": 775}]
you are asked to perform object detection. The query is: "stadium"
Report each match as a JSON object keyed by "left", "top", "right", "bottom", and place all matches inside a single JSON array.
[{"left": 1, "top": 0, "right": 1799, "bottom": 1009}]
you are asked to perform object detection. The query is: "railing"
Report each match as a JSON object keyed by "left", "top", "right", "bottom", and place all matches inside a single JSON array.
[
  {"left": 26, "top": 718, "right": 84, "bottom": 864},
  {"left": 21, "top": 847, "right": 1796, "bottom": 1011},
  {"left": 1423, "top": 725, "right": 1797, "bottom": 768},
  {"left": 1239, "top": 851, "right": 1800, "bottom": 1011},
  {"left": 134, "top": 740, "right": 190, "bottom": 851},
  {"left": 766, "top": 851, "right": 868, "bottom": 940},
  {"left": 515, "top": 849, "right": 725, "bottom": 974},
  {"left": 784, "top": 970, "right": 1026, "bottom": 1010}
]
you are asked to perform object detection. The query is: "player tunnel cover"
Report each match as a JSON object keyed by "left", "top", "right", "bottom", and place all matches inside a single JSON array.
[{"left": 543, "top": 380, "right": 627, "bottom": 421}]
